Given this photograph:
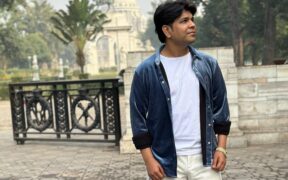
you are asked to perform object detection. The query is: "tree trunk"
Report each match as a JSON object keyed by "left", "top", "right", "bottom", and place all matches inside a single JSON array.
[
  {"left": 0, "top": 56, "right": 8, "bottom": 73},
  {"left": 80, "top": 65, "right": 84, "bottom": 74},
  {"left": 239, "top": 35, "right": 244, "bottom": 65},
  {"left": 76, "top": 50, "right": 85, "bottom": 74},
  {"left": 262, "top": 0, "right": 276, "bottom": 65},
  {"left": 251, "top": 45, "right": 258, "bottom": 65},
  {"left": 227, "top": 0, "right": 244, "bottom": 66}
]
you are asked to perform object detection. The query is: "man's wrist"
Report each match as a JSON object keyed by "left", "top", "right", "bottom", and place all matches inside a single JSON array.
[{"left": 216, "top": 147, "right": 227, "bottom": 157}]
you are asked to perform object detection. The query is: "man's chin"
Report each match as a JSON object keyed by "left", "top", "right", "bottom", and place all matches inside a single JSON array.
[{"left": 187, "top": 38, "right": 196, "bottom": 44}]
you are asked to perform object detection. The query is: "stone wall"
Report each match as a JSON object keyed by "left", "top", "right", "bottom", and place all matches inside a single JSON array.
[{"left": 238, "top": 65, "right": 288, "bottom": 145}]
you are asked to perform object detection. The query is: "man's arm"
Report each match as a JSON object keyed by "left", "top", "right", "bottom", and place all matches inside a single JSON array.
[
  {"left": 212, "top": 62, "right": 231, "bottom": 135},
  {"left": 130, "top": 71, "right": 151, "bottom": 149},
  {"left": 211, "top": 61, "right": 231, "bottom": 171},
  {"left": 130, "top": 71, "right": 165, "bottom": 179}
]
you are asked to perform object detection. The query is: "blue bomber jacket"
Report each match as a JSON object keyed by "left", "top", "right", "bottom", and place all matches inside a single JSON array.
[{"left": 130, "top": 45, "right": 231, "bottom": 177}]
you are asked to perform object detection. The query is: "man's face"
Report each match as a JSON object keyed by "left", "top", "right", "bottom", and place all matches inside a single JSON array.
[{"left": 165, "top": 10, "right": 196, "bottom": 45}]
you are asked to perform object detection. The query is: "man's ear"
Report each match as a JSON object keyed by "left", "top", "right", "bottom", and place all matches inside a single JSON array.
[{"left": 162, "top": 25, "right": 172, "bottom": 39}]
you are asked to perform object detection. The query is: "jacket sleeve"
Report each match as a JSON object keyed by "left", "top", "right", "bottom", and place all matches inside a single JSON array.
[
  {"left": 130, "top": 71, "right": 152, "bottom": 149},
  {"left": 212, "top": 62, "right": 231, "bottom": 135}
]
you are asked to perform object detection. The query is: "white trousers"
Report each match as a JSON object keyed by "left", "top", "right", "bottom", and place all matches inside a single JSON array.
[{"left": 148, "top": 154, "right": 222, "bottom": 180}]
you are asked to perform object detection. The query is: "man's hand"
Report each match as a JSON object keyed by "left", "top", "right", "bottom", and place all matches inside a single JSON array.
[
  {"left": 140, "top": 148, "right": 165, "bottom": 180},
  {"left": 212, "top": 150, "right": 226, "bottom": 171},
  {"left": 145, "top": 156, "right": 165, "bottom": 180},
  {"left": 212, "top": 134, "right": 228, "bottom": 171}
]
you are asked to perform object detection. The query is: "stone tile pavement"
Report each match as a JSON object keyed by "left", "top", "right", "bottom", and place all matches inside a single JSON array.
[{"left": 0, "top": 130, "right": 287, "bottom": 180}]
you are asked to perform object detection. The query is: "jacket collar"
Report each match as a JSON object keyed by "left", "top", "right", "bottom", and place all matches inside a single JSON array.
[{"left": 154, "top": 44, "right": 202, "bottom": 65}]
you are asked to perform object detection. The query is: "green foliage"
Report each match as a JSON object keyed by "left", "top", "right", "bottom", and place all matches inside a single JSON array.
[
  {"left": 22, "top": 1, "right": 65, "bottom": 60},
  {"left": 0, "top": 0, "right": 13, "bottom": 9},
  {"left": 78, "top": 73, "right": 89, "bottom": 79},
  {"left": 0, "top": 0, "right": 56, "bottom": 68},
  {"left": 20, "top": 33, "right": 51, "bottom": 66},
  {"left": 51, "top": 0, "right": 110, "bottom": 73},
  {"left": 194, "top": 1, "right": 232, "bottom": 48},
  {"left": 99, "top": 66, "right": 117, "bottom": 73},
  {"left": 89, "top": 72, "right": 118, "bottom": 79},
  {"left": 139, "top": 18, "right": 162, "bottom": 49},
  {"left": 0, "top": 0, "right": 26, "bottom": 10},
  {"left": 0, "top": 27, "right": 23, "bottom": 68},
  {"left": 0, "top": 81, "right": 9, "bottom": 100},
  {"left": 276, "top": 18, "right": 288, "bottom": 58},
  {"left": 0, "top": 29, "right": 52, "bottom": 68}
]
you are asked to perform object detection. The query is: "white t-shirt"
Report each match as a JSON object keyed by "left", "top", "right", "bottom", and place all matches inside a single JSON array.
[{"left": 160, "top": 52, "right": 201, "bottom": 155}]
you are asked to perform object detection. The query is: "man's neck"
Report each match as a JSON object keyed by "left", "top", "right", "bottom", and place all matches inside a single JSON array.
[{"left": 160, "top": 43, "right": 189, "bottom": 57}]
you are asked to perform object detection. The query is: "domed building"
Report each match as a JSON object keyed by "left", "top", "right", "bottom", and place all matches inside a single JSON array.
[{"left": 85, "top": 0, "right": 148, "bottom": 74}]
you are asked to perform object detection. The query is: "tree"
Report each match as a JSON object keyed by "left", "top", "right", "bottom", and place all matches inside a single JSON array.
[
  {"left": 0, "top": 27, "right": 22, "bottom": 69},
  {"left": 274, "top": 0, "right": 288, "bottom": 59},
  {"left": 196, "top": 0, "right": 232, "bottom": 48},
  {"left": 262, "top": 0, "right": 276, "bottom": 65},
  {"left": 21, "top": 33, "right": 52, "bottom": 66},
  {"left": 0, "top": 0, "right": 56, "bottom": 69},
  {"left": 51, "top": 0, "right": 110, "bottom": 73},
  {"left": 227, "top": 0, "right": 243, "bottom": 66},
  {"left": 22, "top": 0, "right": 65, "bottom": 67},
  {"left": 262, "top": 0, "right": 288, "bottom": 65},
  {"left": 0, "top": 0, "right": 27, "bottom": 69},
  {"left": 0, "top": 0, "right": 26, "bottom": 10},
  {"left": 139, "top": 18, "right": 161, "bottom": 49},
  {"left": 239, "top": 0, "right": 288, "bottom": 65}
]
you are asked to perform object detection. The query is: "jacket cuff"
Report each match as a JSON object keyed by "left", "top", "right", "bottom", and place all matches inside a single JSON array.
[
  {"left": 132, "top": 132, "right": 152, "bottom": 149},
  {"left": 214, "top": 121, "right": 231, "bottom": 135}
]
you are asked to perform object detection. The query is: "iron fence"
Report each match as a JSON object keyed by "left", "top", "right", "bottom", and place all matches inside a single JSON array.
[{"left": 9, "top": 79, "right": 122, "bottom": 145}]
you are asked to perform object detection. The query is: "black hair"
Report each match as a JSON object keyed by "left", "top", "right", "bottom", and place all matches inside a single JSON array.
[{"left": 153, "top": 1, "right": 197, "bottom": 43}]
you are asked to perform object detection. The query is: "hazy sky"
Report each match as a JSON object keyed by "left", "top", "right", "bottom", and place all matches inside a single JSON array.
[{"left": 46, "top": 0, "right": 153, "bottom": 16}]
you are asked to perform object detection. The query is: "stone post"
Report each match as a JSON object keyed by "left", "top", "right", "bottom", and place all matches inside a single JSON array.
[
  {"left": 32, "top": 55, "right": 40, "bottom": 81},
  {"left": 120, "top": 50, "right": 154, "bottom": 153},
  {"left": 58, "top": 58, "right": 64, "bottom": 79}
]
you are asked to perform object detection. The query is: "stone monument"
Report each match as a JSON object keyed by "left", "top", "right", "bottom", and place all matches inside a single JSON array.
[
  {"left": 58, "top": 58, "right": 64, "bottom": 79},
  {"left": 32, "top": 54, "right": 40, "bottom": 81}
]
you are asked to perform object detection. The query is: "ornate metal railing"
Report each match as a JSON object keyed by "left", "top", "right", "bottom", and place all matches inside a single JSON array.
[{"left": 9, "top": 79, "right": 122, "bottom": 145}]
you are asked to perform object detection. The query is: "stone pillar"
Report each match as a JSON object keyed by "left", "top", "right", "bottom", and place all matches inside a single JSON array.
[
  {"left": 120, "top": 67, "right": 138, "bottom": 153},
  {"left": 58, "top": 58, "right": 64, "bottom": 79},
  {"left": 200, "top": 47, "right": 247, "bottom": 148},
  {"left": 120, "top": 50, "right": 154, "bottom": 153},
  {"left": 32, "top": 55, "right": 40, "bottom": 81}
]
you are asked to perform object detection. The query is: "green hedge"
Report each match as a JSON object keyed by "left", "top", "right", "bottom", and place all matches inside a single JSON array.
[{"left": 0, "top": 81, "right": 9, "bottom": 100}]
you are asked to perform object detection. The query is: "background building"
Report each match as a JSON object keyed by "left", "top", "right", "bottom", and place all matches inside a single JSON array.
[{"left": 85, "top": 0, "right": 148, "bottom": 74}]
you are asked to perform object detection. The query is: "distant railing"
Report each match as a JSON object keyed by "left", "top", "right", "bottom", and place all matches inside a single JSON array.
[{"left": 9, "top": 79, "right": 122, "bottom": 145}]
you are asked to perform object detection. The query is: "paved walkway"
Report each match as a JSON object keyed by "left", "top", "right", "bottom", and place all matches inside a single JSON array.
[
  {"left": 1, "top": 100, "right": 288, "bottom": 180},
  {"left": 0, "top": 130, "right": 287, "bottom": 180}
]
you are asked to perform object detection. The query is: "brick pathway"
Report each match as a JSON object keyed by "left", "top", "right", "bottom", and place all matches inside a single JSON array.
[{"left": 0, "top": 130, "right": 287, "bottom": 180}]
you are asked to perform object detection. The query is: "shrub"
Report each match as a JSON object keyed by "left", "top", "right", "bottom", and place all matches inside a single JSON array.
[
  {"left": 0, "top": 81, "right": 9, "bottom": 100},
  {"left": 78, "top": 73, "right": 89, "bottom": 79}
]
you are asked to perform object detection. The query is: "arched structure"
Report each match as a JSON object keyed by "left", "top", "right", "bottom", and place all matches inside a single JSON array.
[{"left": 85, "top": 0, "right": 148, "bottom": 75}]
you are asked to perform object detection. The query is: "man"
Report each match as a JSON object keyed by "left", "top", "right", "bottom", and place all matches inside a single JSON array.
[{"left": 130, "top": 1, "right": 231, "bottom": 180}]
